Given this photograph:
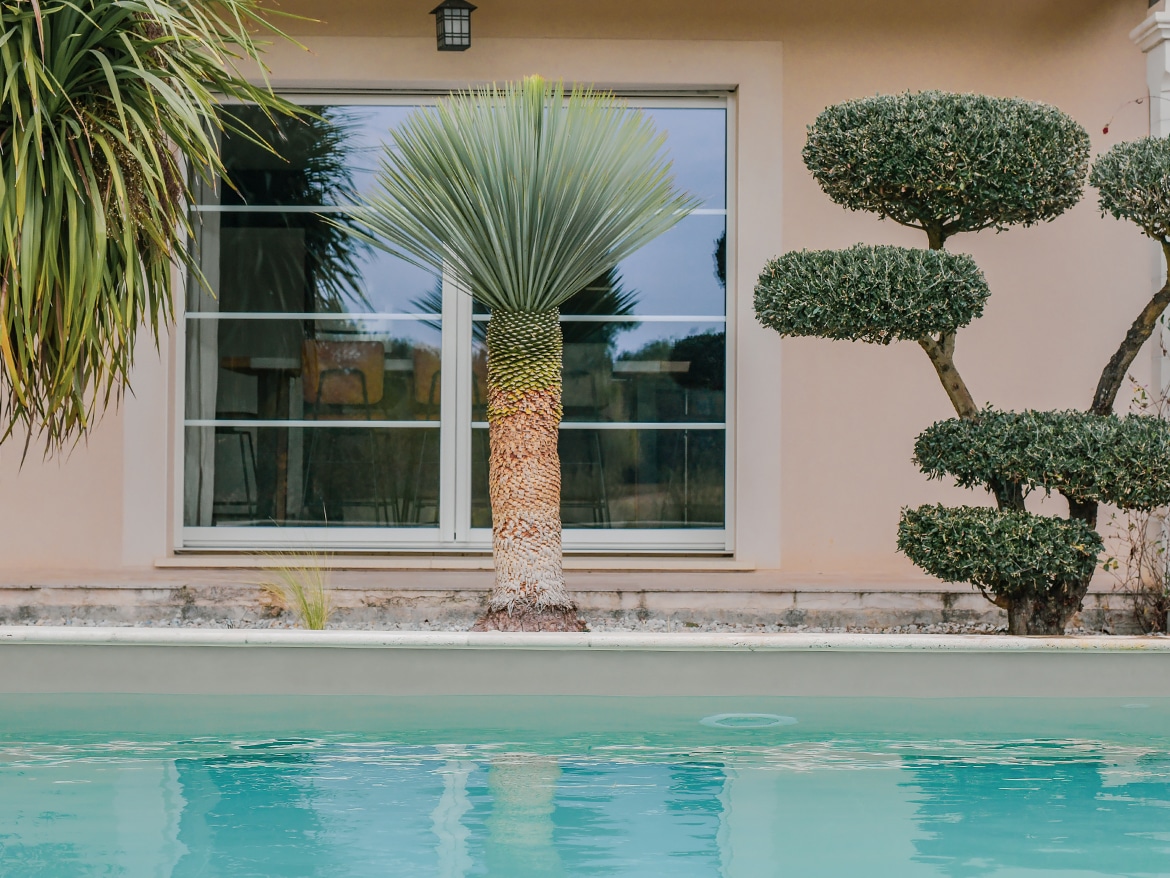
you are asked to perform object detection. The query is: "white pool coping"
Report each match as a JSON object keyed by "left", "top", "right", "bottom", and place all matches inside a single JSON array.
[
  {"left": 0, "top": 627, "right": 1168, "bottom": 651},
  {"left": 4, "top": 628, "right": 1170, "bottom": 697}
]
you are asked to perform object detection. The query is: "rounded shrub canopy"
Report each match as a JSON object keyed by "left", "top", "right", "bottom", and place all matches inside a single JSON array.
[
  {"left": 912, "top": 410, "right": 1170, "bottom": 510},
  {"left": 754, "top": 244, "right": 989, "bottom": 344},
  {"left": 803, "top": 92, "right": 1090, "bottom": 238},
  {"left": 898, "top": 505, "right": 1102, "bottom": 601},
  {"left": 1091, "top": 136, "right": 1170, "bottom": 243}
]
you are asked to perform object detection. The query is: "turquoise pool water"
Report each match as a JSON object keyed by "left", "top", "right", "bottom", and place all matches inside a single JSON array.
[{"left": 1, "top": 696, "right": 1169, "bottom": 877}]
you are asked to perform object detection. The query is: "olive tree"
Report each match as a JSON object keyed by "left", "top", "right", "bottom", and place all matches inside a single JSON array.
[{"left": 754, "top": 91, "right": 1170, "bottom": 634}]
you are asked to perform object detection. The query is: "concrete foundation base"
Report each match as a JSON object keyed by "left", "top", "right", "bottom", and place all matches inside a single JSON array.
[{"left": 0, "top": 568, "right": 1147, "bottom": 632}]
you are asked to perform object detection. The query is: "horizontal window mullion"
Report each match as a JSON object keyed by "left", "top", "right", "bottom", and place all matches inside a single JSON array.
[
  {"left": 470, "top": 315, "right": 726, "bottom": 323},
  {"left": 190, "top": 205, "right": 354, "bottom": 213},
  {"left": 185, "top": 312, "right": 441, "bottom": 321},
  {"left": 190, "top": 204, "right": 728, "bottom": 216},
  {"left": 185, "top": 419, "right": 439, "bottom": 429},
  {"left": 470, "top": 421, "right": 725, "bottom": 430}
]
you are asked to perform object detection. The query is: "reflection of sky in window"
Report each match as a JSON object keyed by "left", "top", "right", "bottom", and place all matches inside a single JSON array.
[
  {"left": 614, "top": 215, "right": 726, "bottom": 316},
  {"left": 641, "top": 108, "right": 726, "bottom": 209},
  {"left": 347, "top": 245, "right": 439, "bottom": 314},
  {"left": 323, "top": 104, "right": 726, "bottom": 210},
  {"left": 298, "top": 104, "right": 726, "bottom": 317},
  {"left": 313, "top": 106, "right": 419, "bottom": 198}
]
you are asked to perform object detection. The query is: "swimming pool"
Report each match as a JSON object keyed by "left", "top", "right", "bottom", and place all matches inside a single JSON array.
[
  {"left": 2, "top": 630, "right": 1169, "bottom": 876},
  {"left": 2, "top": 693, "right": 1169, "bottom": 877}
]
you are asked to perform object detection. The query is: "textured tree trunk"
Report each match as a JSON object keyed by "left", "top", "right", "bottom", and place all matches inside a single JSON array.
[
  {"left": 1090, "top": 246, "right": 1170, "bottom": 418},
  {"left": 472, "top": 309, "right": 585, "bottom": 632},
  {"left": 1004, "top": 580, "right": 1088, "bottom": 635}
]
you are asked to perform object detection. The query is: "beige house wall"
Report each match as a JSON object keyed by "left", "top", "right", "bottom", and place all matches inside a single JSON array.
[{"left": 0, "top": 0, "right": 1156, "bottom": 582}]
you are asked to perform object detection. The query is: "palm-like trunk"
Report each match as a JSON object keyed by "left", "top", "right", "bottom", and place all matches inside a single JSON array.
[{"left": 473, "top": 309, "right": 585, "bottom": 631}]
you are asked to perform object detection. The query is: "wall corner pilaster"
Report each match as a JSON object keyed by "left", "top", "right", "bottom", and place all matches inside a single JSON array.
[{"left": 1132, "top": 7, "right": 1170, "bottom": 395}]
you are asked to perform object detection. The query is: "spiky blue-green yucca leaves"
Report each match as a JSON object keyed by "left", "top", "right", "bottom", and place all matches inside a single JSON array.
[
  {"left": 353, "top": 77, "right": 700, "bottom": 314},
  {"left": 1091, "top": 136, "right": 1170, "bottom": 243},
  {"left": 913, "top": 410, "right": 1170, "bottom": 509},
  {"left": 803, "top": 92, "right": 1090, "bottom": 240},
  {"left": 754, "top": 244, "right": 989, "bottom": 343},
  {"left": 0, "top": 0, "right": 298, "bottom": 449},
  {"left": 898, "top": 505, "right": 1103, "bottom": 602}
]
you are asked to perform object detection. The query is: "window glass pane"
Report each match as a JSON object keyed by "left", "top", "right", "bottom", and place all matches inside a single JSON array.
[
  {"left": 196, "top": 211, "right": 438, "bottom": 316},
  {"left": 471, "top": 323, "right": 724, "bottom": 424},
  {"left": 614, "top": 215, "right": 726, "bottom": 316},
  {"left": 471, "top": 428, "right": 725, "bottom": 529},
  {"left": 641, "top": 107, "right": 727, "bottom": 209},
  {"left": 187, "top": 99, "right": 728, "bottom": 544},
  {"left": 472, "top": 217, "right": 726, "bottom": 317},
  {"left": 185, "top": 319, "right": 442, "bottom": 422},
  {"left": 219, "top": 106, "right": 418, "bottom": 204},
  {"left": 184, "top": 425, "right": 439, "bottom": 527}
]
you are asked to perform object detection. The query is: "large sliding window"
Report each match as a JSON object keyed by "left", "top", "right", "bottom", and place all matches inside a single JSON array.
[{"left": 181, "top": 96, "right": 731, "bottom": 551}]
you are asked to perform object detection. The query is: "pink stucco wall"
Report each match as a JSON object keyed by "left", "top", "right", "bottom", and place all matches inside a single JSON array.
[{"left": 0, "top": 0, "right": 1155, "bottom": 582}]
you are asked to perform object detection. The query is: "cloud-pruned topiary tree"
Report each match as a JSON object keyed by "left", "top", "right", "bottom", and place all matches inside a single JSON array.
[{"left": 755, "top": 91, "right": 1170, "bottom": 634}]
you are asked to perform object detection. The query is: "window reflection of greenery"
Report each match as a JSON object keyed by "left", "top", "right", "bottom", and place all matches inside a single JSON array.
[
  {"left": 207, "top": 107, "right": 728, "bottom": 531},
  {"left": 220, "top": 106, "right": 371, "bottom": 316}
]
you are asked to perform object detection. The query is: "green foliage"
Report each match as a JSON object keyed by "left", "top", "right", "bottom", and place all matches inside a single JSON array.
[
  {"left": 914, "top": 410, "right": 1170, "bottom": 509},
  {"left": 754, "top": 245, "right": 989, "bottom": 344},
  {"left": 1091, "top": 136, "right": 1170, "bottom": 244},
  {"left": 353, "top": 76, "right": 700, "bottom": 313},
  {"left": 485, "top": 309, "right": 562, "bottom": 419},
  {"left": 898, "top": 505, "right": 1103, "bottom": 601},
  {"left": 260, "top": 553, "right": 334, "bottom": 630},
  {"left": 0, "top": 0, "right": 300, "bottom": 449},
  {"left": 803, "top": 92, "right": 1089, "bottom": 238}
]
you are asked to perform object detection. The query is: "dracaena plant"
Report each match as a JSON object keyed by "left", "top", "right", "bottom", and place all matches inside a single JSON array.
[
  {"left": 0, "top": 0, "right": 301, "bottom": 450},
  {"left": 352, "top": 76, "right": 698, "bottom": 630}
]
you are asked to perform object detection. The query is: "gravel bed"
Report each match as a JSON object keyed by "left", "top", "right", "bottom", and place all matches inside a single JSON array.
[{"left": 1, "top": 616, "right": 1140, "bottom": 636}]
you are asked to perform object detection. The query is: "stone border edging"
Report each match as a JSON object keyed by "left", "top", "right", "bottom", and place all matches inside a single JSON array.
[{"left": 0, "top": 627, "right": 1166, "bottom": 652}]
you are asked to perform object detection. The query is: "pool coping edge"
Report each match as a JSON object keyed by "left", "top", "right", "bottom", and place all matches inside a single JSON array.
[{"left": 1, "top": 627, "right": 1167, "bottom": 652}]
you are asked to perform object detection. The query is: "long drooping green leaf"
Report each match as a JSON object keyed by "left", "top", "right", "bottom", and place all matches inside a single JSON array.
[
  {"left": 0, "top": 0, "right": 304, "bottom": 451},
  {"left": 352, "top": 77, "right": 700, "bottom": 313}
]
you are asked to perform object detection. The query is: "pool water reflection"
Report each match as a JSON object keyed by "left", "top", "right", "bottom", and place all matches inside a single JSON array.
[{"left": 1, "top": 697, "right": 1169, "bottom": 877}]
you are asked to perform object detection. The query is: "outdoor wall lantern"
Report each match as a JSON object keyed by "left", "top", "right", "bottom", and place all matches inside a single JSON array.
[{"left": 431, "top": 0, "right": 476, "bottom": 51}]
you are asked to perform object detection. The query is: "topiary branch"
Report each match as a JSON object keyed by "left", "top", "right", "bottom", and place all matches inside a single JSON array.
[
  {"left": 918, "top": 332, "right": 979, "bottom": 420},
  {"left": 1091, "top": 242, "right": 1170, "bottom": 416}
]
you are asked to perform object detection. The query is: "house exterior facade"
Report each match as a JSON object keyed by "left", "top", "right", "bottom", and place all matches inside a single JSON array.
[{"left": 0, "top": 0, "right": 1163, "bottom": 607}]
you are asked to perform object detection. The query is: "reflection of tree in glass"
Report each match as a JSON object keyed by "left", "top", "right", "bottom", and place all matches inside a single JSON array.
[
  {"left": 560, "top": 270, "right": 639, "bottom": 348},
  {"left": 220, "top": 106, "right": 369, "bottom": 314},
  {"left": 713, "top": 230, "right": 726, "bottom": 290},
  {"left": 671, "top": 331, "right": 725, "bottom": 393},
  {"left": 904, "top": 751, "right": 1170, "bottom": 877},
  {"left": 620, "top": 330, "right": 726, "bottom": 398}
]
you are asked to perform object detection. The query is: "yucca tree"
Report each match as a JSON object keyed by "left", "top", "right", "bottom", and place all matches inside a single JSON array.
[
  {"left": 354, "top": 77, "right": 697, "bottom": 631},
  {"left": 0, "top": 0, "right": 299, "bottom": 450}
]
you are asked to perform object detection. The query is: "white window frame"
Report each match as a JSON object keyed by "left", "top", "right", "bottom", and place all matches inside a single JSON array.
[{"left": 174, "top": 91, "right": 736, "bottom": 554}]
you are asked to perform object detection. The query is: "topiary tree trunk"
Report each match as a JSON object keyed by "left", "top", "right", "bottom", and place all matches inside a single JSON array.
[{"left": 756, "top": 91, "right": 1170, "bottom": 634}]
